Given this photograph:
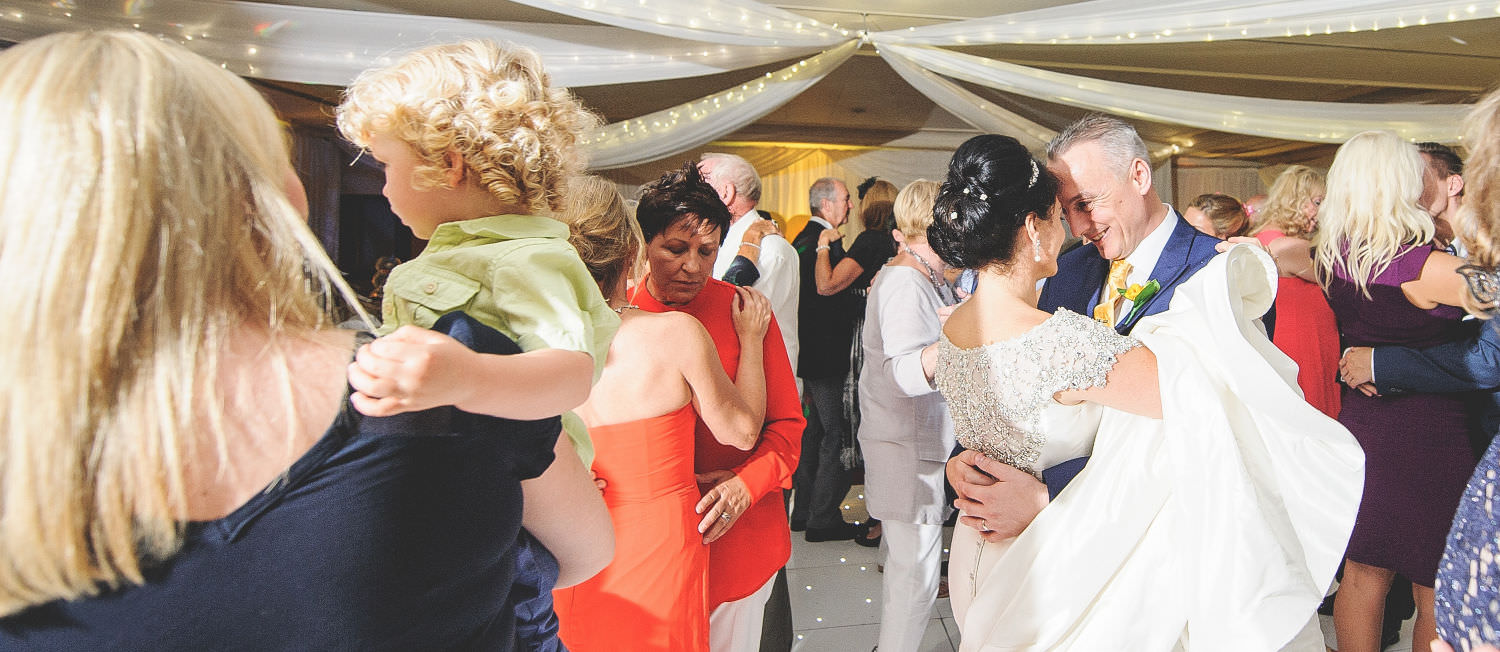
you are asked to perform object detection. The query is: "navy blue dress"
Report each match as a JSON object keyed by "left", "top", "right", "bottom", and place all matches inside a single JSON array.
[{"left": 0, "top": 314, "right": 561, "bottom": 651}]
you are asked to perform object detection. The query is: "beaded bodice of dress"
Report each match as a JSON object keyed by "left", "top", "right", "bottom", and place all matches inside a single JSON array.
[{"left": 935, "top": 309, "right": 1142, "bottom": 478}]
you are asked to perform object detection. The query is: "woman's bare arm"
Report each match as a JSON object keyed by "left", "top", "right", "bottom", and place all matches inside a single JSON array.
[
  {"left": 1055, "top": 345, "right": 1162, "bottom": 419},
  {"left": 679, "top": 288, "right": 770, "bottom": 450},
  {"left": 1403, "top": 249, "right": 1468, "bottom": 309},
  {"left": 1267, "top": 236, "right": 1317, "bottom": 282},
  {"left": 521, "top": 436, "right": 614, "bottom": 587}
]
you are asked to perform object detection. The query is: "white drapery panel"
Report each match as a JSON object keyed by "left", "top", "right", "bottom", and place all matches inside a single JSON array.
[
  {"left": 873, "top": 0, "right": 1497, "bottom": 46},
  {"left": 876, "top": 43, "right": 1468, "bottom": 143},
  {"left": 0, "top": 0, "right": 821, "bottom": 87},
  {"left": 508, "top": 0, "right": 849, "bottom": 47},
  {"left": 878, "top": 45, "right": 1056, "bottom": 153},
  {"left": 583, "top": 40, "right": 859, "bottom": 169}
]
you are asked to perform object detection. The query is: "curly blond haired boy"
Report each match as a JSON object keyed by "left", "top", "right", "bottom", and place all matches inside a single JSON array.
[{"left": 337, "top": 41, "right": 618, "bottom": 468}]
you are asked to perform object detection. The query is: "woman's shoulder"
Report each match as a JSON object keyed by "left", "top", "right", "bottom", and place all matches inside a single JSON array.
[
  {"left": 616, "top": 310, "right": 712, "bottom": 355},
  {"left": 940, "top": 305, "right": 1058, "bottom": 351},
  {"left": 872, "top": 263, "right": 927, "bottom": 289},
  {"left": 628, "top": 309, "right": 703, "bottom": 334},
  {"left": 1385, "top": 241, "right": 1449, "bottom": 281}
]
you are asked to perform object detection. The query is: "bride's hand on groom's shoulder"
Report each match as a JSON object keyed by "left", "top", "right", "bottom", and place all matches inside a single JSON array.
[{"left": 947, "top": 450, "right": 1048, "bottom": 542}]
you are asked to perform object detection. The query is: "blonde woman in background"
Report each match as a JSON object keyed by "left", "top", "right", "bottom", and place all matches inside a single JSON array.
[
  {"left": 856, "top": 179, "right": 958, "bottom": 652},
  {"left": 1315, "top": 132, "right": 1476, "bottom": 652},
  {"left": 1252, "top": 165, "right": 1341, "bottom": 418},
  {"left": 0, "top": 31, "right": 600, "bottom": 649}
]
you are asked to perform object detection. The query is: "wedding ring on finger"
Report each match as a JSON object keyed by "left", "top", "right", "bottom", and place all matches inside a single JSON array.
[
  {"left": 978, "top": 518, "right": 992, "bottom": 532},
  {"left": 720, "top": 512, "right": 733, "bottom": 521}
]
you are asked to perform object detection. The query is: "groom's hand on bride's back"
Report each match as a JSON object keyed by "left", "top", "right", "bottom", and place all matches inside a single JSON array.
[{"left": 946, "top": 450, "right": 1048, "bottom": 542}]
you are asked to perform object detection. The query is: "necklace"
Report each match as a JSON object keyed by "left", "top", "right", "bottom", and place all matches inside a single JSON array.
[{"left": 904, "top": 243, "right": 956, "bottom": 305}]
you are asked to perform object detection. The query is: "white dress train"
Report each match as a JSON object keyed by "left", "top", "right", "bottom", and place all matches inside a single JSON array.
[{"left": 939, "top": 245, "right": 1364, "bottom": 651}]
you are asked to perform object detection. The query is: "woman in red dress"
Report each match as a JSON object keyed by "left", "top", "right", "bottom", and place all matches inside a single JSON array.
[
  {"left": 553, "top": 175, "right": 772, "bottom": 651},
  {"left": 1253, "top": 165, "right": 1341, "bottom": 418}
]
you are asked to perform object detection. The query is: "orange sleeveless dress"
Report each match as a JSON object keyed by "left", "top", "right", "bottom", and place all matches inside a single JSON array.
[{"left": 554, "top": 403, "right": 709, "bottom": 651}]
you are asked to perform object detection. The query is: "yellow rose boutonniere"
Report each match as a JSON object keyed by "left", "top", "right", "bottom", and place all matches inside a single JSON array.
[{"left": 1119, "top": 279, "right": 1161, "bottom": 325}]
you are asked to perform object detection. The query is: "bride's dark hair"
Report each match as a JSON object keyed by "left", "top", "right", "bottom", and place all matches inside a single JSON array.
[{"left": 928, "top": 134, "right": 1058, "bottom": 270}]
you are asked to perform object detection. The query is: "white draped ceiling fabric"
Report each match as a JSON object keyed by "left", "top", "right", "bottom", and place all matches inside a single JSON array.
[
  {"left": 0, "top": 0, "right": 822, "bottom": 87},
  {"left": 876, "top": 42, "right": 1470, "bottom": 143},
  {"left": 875, "top": 0, "right": 1495, "bottom": 46},
  {"left": 584, "top": 40, "right": 858, "bottom": 169},
  {"left": 0, "top": 0, "right": 1487, "bottom": 168}
]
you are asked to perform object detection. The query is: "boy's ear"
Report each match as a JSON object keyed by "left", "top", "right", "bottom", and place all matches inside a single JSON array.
[{"left": 443, "top": 150, "right": 466, "bottom": 187}]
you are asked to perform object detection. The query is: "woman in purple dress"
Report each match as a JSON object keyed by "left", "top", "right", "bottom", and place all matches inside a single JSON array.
[{"left": 1315, "top": 130, "right": 1477, "bottom": 652}]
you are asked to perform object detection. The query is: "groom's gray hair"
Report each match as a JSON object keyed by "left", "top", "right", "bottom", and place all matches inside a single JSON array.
[{"left": 1047, "top": 114, "right": 1151, "bottom": 180}]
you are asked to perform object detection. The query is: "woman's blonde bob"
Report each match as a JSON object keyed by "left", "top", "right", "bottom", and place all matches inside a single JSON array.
[
  {"left": 0, "top": 31, "right": 363, "bottom": 614},
  {"left": 894, "top": 180, "right": 942, "bottom": 240},
  {"left": 1313, "top": 131, "right": 1434, "bottom": 298}
]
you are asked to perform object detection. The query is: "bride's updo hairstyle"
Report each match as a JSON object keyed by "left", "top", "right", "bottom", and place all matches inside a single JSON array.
[{"left": 928, "top": 134, "right": 1058, "bottom": 270}]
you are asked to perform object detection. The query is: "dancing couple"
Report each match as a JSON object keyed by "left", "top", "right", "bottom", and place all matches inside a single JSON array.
[{"left": 934, "top": 118, "right": 1365, "bottom": 651}]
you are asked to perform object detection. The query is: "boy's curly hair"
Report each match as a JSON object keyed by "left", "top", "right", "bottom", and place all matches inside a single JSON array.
[{"left": 336, "top": 41, "right": 600, "bottom": 216}]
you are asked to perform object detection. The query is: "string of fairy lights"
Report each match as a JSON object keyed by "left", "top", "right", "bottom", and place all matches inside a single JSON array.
[{"left": 0, "top": 0, "right": 1490, "bottom": 165}]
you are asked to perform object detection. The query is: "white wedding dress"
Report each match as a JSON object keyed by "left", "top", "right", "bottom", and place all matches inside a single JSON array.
[{"left": 935, "top": 246, "right": 1365, "bottom": 651}]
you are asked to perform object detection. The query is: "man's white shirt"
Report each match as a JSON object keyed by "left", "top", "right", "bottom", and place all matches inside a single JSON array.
[
  {"left": 1101, "top": 207, "right": 1180, "bottom": 317},
  {"left": 715, "top": 209, "right": 800, "bottom": 377}
]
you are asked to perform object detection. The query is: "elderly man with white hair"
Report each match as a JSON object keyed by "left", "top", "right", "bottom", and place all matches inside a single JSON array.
[{"left": 699, "top": 153, "right": 800, "bottom": 377}]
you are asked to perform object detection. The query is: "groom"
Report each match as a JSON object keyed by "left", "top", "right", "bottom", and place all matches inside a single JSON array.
[{"left": 947, "top": 115, "right": 1238, "bottom": 538}]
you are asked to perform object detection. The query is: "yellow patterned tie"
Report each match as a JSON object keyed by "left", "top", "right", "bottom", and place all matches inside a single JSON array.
[{"left": 1093, "top": 259, "right": 1133, "bottom": 326}]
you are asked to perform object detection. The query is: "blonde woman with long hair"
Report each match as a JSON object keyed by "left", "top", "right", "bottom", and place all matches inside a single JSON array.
[
  {"left": 1314, "top": 131, "right": 1475, "bottom": 652},
  {"left": 0, "top": 31, "right": 583, "bottom": 648},
  {"left": 1251, "top": 166, "right": 1341, "bottom": 418}
]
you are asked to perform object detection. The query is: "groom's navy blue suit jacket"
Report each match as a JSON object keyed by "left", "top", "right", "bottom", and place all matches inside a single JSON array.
[{"left": 1034, "top": 213, "right": 1224, "bottom": 498}]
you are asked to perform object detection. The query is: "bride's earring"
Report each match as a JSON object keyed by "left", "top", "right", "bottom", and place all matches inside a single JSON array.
[{"left": 1032, "top": 237, "right": 1043, "bottom": 263}]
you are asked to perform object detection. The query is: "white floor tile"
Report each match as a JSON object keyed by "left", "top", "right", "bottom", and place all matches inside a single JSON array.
[
  {"left": 787, "top": 564, "right": 885, "bottom": 629},
  {"left": 788, "top": 535, "right": 882, "bottom": 570},
  {"left": 791, "top": 619, "right": 952, "bottom": 652},
  {"left": 942, "top": 617, "right": 961, "bottom": 650},
  {"left": 921, "top": 618, "right": 957, "bottom": 652},
  {"left": 793, "top": 623, "right": 877, "bottom": 652},
  {"left": 934, "top": 596, "right": 952, "bottom": 619}
]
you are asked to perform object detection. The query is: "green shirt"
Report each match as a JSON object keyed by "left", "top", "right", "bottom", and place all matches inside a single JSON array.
[{"left": 380, "top": 214, "right": 619, "bottom": 467}]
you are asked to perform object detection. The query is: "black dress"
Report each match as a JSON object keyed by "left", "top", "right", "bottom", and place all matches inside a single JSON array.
[{"left": 0, "top": 313, "right": 561, "bottom": 651}]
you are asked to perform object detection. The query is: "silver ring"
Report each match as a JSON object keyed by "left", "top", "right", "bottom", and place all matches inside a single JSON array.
[
  {"left": 978, "top": 518, "right": 991, "bottom": 532},
  {"left": 720, "top": 512, "right": 733, "bottom": 521}
]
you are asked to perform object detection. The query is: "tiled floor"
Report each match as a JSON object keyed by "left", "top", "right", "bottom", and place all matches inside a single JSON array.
[{"left": 788, "top": 486, "right": 1417, "bottom": 652}]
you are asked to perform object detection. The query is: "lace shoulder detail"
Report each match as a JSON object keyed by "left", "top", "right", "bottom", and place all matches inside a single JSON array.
[
  {"left": 934, "top": 309, "right": 1141, "bottom": 477},
  {"left": 1044, "top": 310, "right": 1142, "bottom": 392}
]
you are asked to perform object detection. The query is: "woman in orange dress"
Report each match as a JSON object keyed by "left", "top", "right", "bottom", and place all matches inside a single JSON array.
[
  {"left": 553, "top": 176, "right": 772, "bottom": 651},
  {"left": 1252, "top": 165, "right": 1341, "bottom": 418}
]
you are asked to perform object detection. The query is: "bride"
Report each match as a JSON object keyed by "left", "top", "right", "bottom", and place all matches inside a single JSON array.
[{"left": 928, "top": 135, "right": 1365, "bottom": 651}]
